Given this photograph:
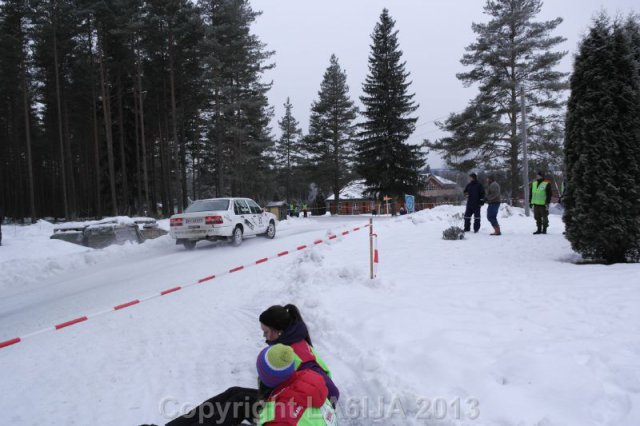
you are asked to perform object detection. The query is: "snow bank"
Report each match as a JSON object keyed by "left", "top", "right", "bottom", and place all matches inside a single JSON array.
[{"left": 0, "top": 219, "right": 172, "bottom": 294}]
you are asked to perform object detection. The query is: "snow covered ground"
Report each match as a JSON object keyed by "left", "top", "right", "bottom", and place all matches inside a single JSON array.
[{"left": 1, "top": 206, "right": 639, "bottom": 426}]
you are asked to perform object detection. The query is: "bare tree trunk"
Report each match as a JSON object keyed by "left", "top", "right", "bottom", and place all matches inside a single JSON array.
[
  {"left": 167, "top": 31, "right": 184, "bottom": 212},
  {"left": 98, "top": 27, "right": 118, "bottom": 216},
  {"left": 158, "top": 120, "right": 170, "bottom": 216},
  {"left": 135, "top": 44, "right": 150, "bottom": 215},
  {"left": 150, "top": 138, "right": 159, "bottom": 217},
  {"left": 214, "top": 88, "right": 224, "bottom": 196},
  {"left": 192, "top": 155, "right": 197, "bottom": 201},
  {"left": 52, "top": 6, "right": 69, "bottom": 219},
  {"left": 117, "top": 71, "right": 129, "bottom": 213},
  {"left": 133, "top": 77, "right": 142, "bottom": 213},
  {"left": 63, "top": 100, "right": 77, "bottom": 218},
  {"left": 21, "top": 50, "right": 36, "bottom": 222},
  {"left": 89, "top": 24, "right": 102, "bottom": 217},
  {"left": 164, "top": 115, "right": 173, "bottom": 215}
]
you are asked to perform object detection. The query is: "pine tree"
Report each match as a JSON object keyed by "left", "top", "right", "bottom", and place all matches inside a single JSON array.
[
  {"left": 199, "top": 0, "right": 274, "bottom": 200},
  {"left": 305, "top": 54, "right": 358, "bottom": 207},
  {"left": 564, "top": 15, "right": 640, "bottom": 263},
  {"left": 275, "top": 97, "right": 303, "bottom": 200},
  {"left": 427, "top": 0, "right": 568, "bottom": 198},
  {"left": 357, "top": 9, "right": 424, "bottom": 200}
]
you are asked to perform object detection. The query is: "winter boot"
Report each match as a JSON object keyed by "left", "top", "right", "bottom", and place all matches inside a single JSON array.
[
  {"left": 491, "top": 225, "right": 501, "bottom": 236},
  {"left": 533, "top": 225, "right": 542, "bottom": 235},
  {"left": 542, "top": 226, "right": 547, "bottom": 234}
]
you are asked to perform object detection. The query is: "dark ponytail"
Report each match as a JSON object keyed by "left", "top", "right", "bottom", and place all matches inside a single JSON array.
[
  {"left": 284, "top": 304, "right": 302, "bottom": 323},
  {"left": 284, "top": 304, "right": 312, "bottom": 346}
]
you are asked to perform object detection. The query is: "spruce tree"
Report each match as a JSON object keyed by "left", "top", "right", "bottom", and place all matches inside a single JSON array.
[
  {"left": 199, "top": 0, "right": 274, "bottom": 200},
  {"left": 275, "top": 97, "right": 303, "bottom": 201},
  {"left": 305, "top": 54, "right": 358, "bottom": 207},
  {"left": 426, "top": 0, "right": 568, "bottom": 198},
  {"left": 357, "top": 9, "right": 424, "bottom": 200},
  {"left": 564, "top": 15, "right": 640, "bottom": 263}
]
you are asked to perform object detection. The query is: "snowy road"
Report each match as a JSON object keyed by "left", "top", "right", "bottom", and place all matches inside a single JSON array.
[{"left": 0, "top": 216, "right": 382, "bottom": 341}]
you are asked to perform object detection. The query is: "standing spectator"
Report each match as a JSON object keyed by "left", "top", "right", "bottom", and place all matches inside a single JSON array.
[
  {"left": 485, "top": 175, "right": 501, "bottom": 236},
  {"left": 463, "top": 173, "right": 485, "bottom": 233},
  {"left": 530, "top": 171, "right": 552, "bottom": 234}
]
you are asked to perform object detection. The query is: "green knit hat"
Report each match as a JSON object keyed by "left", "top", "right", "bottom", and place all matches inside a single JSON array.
[{"left": 256, "top": 344, "right": 295, "bottom": 388}]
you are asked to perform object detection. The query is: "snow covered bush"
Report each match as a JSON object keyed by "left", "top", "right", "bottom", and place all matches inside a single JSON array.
[{"left": 442, "top": 225, "right": 465, "bottom": 240}]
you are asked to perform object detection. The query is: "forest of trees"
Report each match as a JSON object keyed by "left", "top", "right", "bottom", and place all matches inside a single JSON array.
[
  {"left": 0, "top": 1, "right": 433, "bottom": 221},
  {"left": 0, "top": 0, "right": 276, "bottom": 220},
  {"left": 1, "top": 0, "right": 595, "bottom": 221}
]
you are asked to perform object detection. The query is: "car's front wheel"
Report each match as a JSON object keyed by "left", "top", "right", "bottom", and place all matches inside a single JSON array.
[
  {"left": 264, "top": 221, "right": 276, "bottom": 239},
  {"left": 183, "top": 240, "right": 197, "bottom": 250},
  {"left": 231, "top": 226, "right": 243, "bottom": 246}
]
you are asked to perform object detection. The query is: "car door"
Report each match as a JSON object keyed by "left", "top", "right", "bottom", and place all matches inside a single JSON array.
[
  {"left": 247, "top": 199, "right": 267, "bottom": 234},
  {"left": 234, "top": 199, "right": 256, "bottom": 235}
]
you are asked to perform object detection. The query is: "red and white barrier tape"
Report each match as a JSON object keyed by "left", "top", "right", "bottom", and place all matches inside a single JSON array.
[{"left": 0, "top": 223, "right": 371, "bottom": 350}]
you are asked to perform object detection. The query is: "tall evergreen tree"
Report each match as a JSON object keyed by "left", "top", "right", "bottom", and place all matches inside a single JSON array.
[
  {"left": 564, "top": 15, "right": 640, "bottom": 263},
  {"left": 305, "top": 54, "right": 358, "bottom": 207},
  {"left": 199, "top": 0, "right": 274, "bottom": 200},
  {"left": 275, "top": 97, "right": 303, "bottom": 201},
  {"left": 426, "top": 0, "right": 568, "bottom": 198},
  {"left": 357, "top": 9, "right": 424, "bottom": 200}
]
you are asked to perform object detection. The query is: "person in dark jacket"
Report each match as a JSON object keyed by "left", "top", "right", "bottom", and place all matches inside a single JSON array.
[
  {"left": 463, "top": 173, "right": 485, "bottom": 233},
  {"left": 485, "top": 175, "right": 501, "bottom": 236},
  {"left": 530, "top": 171, "right": 552, "bottom": 234}
]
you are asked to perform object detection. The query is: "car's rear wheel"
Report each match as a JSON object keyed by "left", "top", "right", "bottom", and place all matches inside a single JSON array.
[
  {"left": 232, "top": 226, "right": 243, "bottom": 246},
  {"left": 264, "top": 221, "right": 276, "bottom": 239},
  {"left": 183, "top": 240, "right": 197, "bottom": 250}
]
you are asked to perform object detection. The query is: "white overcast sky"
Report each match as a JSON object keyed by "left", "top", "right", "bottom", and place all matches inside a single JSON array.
[{"left": 252, "top": 0, "right": 639, "bottom": 168}]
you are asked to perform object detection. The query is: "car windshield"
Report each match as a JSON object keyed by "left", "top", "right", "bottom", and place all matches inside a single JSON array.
[{"left": 185, "top": 199, "right": 230, "bottom": 213}]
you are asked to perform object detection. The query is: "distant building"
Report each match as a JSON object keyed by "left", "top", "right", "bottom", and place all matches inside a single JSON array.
[
  {"left": 325, "top": 175, "right": 464, "bottom": 215},
  {"left": 417, "top": 173, "right": 464, "bottom": 207},
  {"left": 325, "top": 180, "right": 376, "bottom": 215}
]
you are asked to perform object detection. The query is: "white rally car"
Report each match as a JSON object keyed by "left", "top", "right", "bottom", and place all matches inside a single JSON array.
[{"left": 169, "top": 198, "right": 277, "bottom": 249}]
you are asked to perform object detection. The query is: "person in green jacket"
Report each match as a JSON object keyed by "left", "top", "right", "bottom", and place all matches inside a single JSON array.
[
  {"left": 257, "top": 344, "right": 336, "bottom": 425},
  {"left": 530, "top": 171, "right": 552, "bottom": 234}
]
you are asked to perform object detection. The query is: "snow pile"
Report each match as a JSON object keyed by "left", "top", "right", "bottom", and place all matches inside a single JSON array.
[
  {"left": 0, "top": 219, "right": 172, "bottom": 293},
  {"left": 1, "top": 207, "right": 639, "bottom": 425}
]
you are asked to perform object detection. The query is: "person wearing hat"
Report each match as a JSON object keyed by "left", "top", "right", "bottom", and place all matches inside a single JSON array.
[
  {"left": 530, "top": 171, "right": 552, "bottom": 234},
  {"left": 160, "top": 305, "right": 338, "bottom": 426},
  {"left": 256, "top": 344, "right": 336, "bottom": 425},
  {"left": 259, "top": 305, "right": 339, "bottom": 405},
  {"left": 485, "top": 175, "right": 501, "bottom": 235},
  {"left": 463, "top": 172, "right": 485, "bottom": 233}
]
